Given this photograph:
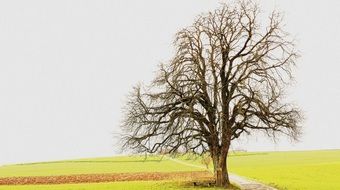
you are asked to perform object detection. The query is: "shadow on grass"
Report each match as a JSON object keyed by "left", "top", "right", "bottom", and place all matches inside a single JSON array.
[{"left": 178, "top": 181, "right": 240, "bottom": 190}]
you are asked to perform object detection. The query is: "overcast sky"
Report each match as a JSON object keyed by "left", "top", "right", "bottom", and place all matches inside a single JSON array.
[{"left": 0, "top": 0, "right": 339, "bottom": 165}]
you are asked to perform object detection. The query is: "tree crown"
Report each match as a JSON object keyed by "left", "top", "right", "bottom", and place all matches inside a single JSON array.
[{"left": 121, "top": 0, "right": 302, "bottom": 155}]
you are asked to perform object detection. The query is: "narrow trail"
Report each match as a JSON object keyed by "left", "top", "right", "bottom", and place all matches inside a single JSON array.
[
  {"left": 166, "top": 156, "right": 207, "bottom": 170},
  {"left": 166, "top": 157, "right": 277, "bottom": 190},
  {"left": 229, "top": 174, "right": 277, "bottom": 190}
]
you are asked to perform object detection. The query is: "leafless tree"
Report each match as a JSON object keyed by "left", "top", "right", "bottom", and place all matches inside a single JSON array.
[{"left": 120, "top": 0, "right": 302, "bottom": 187}]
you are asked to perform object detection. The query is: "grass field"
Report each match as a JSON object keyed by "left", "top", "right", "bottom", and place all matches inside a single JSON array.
[
  {"left": 1, "top": 150, "right": 340, "bottom": 189},
  {"left": 0, "top": 181, "right": 232, "bottom": 190},
  {"left": 228, "top": 149, "right": 340, "bottom": 190},
  {"left": 0, "top": 155, "right": 226, "bottom": 190},
  {"left": 0, "top": 155, "right": 203, "bottom": 177}
]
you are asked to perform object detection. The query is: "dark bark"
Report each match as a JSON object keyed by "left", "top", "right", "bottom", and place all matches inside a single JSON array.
[{"left": 212, "top": 149, "right": 230, "bottom": 187}]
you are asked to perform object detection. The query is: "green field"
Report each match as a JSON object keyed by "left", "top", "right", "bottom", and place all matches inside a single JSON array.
[
  {"left": 0, "top": 181, "right": 230, "bottom": 190},
  {"left": 0, "top": 155, "right": 203, "bottom": 177},
  {"left": 1, "top": 150, "right": 340, "bottom": 190},
  {"left": 0, "top": 155, "right": 224, "bottom": 190},
  {"left": 228, "top": 150, "right": 340, "bottom": 190}
]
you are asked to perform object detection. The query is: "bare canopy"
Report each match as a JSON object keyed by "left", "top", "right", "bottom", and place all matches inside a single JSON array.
[{"left": 120, "top": 0, "right": 302, "bottom": 187}]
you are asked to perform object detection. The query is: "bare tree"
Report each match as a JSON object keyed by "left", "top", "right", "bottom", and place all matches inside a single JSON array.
[{"left": 120, "top": 0, "right": 302, "bottom": 187}]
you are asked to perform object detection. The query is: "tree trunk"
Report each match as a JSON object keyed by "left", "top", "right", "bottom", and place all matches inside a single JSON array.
[{"left": 212, "top": 150, "right": 230, "bottom": 187}]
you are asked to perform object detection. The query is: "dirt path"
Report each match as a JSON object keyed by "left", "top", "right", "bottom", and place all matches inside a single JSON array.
[
  {"left": 167, "top": 157, "right": 277, "bottom": 190},
  {"left": 229, "top": 174, "right": 277, "bottom": 190},
  {"left": 166, "top": 156, "right": 207, "bottom": 170},
  {"left": 0, "top": 171, "right": 213, "bottom": 185}
]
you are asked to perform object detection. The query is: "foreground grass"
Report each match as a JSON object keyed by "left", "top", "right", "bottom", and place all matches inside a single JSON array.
[
  {"left": 1, "top": 150, "right": 340, "bottom": 189},
  {"left": 0, "top": 181, "right": 237, "bottom": 190},
  {"left": 228, "top": 149, "right": 340, "bottom": 190}
]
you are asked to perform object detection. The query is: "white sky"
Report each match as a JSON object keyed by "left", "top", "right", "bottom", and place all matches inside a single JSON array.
[{"left": 0, "top": 0, "right": 339, "bottom": 165}]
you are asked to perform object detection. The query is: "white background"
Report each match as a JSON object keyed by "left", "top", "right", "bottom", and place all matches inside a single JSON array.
[{"left": 0, "top": 0, "right": 339, "bottom": 165}]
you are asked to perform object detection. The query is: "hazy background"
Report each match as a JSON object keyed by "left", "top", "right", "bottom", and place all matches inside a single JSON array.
[{"left": 0, "top": 0, "right": 339, "bottom": 165}]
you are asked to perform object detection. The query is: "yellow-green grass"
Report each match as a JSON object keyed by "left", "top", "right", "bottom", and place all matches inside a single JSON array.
[
  {"left": 0, "top": 155, "right": 203, "bottom": 177},
  {"left": 0, "top": 181, "right": 236, "bottom": 190},
  {"left": 1, "top": 150, "right": 340, "bottom": 190},
  {"left": 228, "top": 149, "right": 340, "bottom": 190}
]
